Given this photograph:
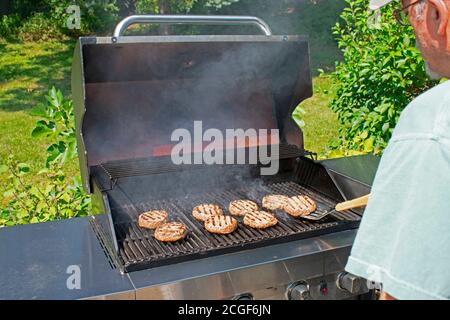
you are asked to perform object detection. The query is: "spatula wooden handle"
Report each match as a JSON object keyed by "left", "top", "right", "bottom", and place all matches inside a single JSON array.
[{"left": 335, "top": 194, "right": 370, "bottom": 212}]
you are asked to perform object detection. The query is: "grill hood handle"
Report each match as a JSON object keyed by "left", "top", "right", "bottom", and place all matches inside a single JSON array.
[{"left": 112, "top": 15, "right": 273, "bottom": 39}]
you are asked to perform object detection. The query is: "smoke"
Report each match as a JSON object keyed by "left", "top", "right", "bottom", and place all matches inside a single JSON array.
[
  {"left": 82, "top": 37, "right": 308, "bottom": 163},
  {"left": 77, "top": 4, "right": 314, "bottom": 219}
]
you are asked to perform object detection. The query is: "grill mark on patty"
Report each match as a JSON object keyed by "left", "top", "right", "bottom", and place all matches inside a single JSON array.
[
  {"left": 243, "top": 210, "right": 278, "bottom": 229},
  {"left": 138, "top": 210, "right": 169, "bottom": 229},
  {"left": 284, "top": 195, "right": 316, "bottom": 217},
  {"left": 262, "top": 195, "right": 289, "bottom": 211},
  {"left": 229, "top": 200, "right": 258, "bottom": 216},
  {"left": 192, "top": 204, "right": 223, "bottom": 222},
  {"left": 154, "top": 222, "right": 187, "bottom": 242},
  {"left": 205, "top": 215, "right": 238, "bottom": 234}
]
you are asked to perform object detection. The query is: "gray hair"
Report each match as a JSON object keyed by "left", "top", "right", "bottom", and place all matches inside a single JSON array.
[{"left": 415, "top": 1, "right": 426, "bottom": 20}]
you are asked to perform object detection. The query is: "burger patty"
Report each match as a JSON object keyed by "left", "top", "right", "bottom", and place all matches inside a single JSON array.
[
  {"left": 243, "top": 210, "right": 278, "bottom": 229},
  {"left": 192, "top": 204, "right": 223, "bottom": 222},
  {"left": 154, "top": 222, "right": 187, "bottom": 242},
  {"left": 138, "top": 210, "right": 168, "bottom": 229},
  {"left": 204, "top": 215, "right": 238, "bottom": 235},
  {"left": 262, "top": 195, "right": 289, "bottom": 211},
  {"left": 283, "top": 195, "right": 317, "bottom": 217},
  {"left": 229, "top": 200, "right": 258, "bottom": 216}
]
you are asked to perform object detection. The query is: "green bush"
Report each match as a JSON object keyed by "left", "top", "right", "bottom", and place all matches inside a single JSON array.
[
  {"left": 329, "top": 0, "right": 436, "bottom": 154},
  {"left": 0, "top": 88, "right": 91, "bottom": 227},
  {"left": 18, "top": 12, "right": 65, "bottom": 41},
  {"left": 135, "top": 0, "right": 240, "bottom": 14},
  {"left": 31, "top": 87, "right": 78, "bottom": 167},
  {"left": 0, "top": 157, "right": 90, "bottom": 226},
  {"left": 0, "top": 14, "right": 21, "bottom": 39},
  {"left": 3, "top": 0, "right": 120, "bottom": 40},
  {"left": 3, "top": 0, "right": 242, "bottom": 39},
  {"left": 48, "top": 0, "right": 119, "bottom": 35},
  {"left": 11, "top": 0, "right": 48, "bottom": 18}
]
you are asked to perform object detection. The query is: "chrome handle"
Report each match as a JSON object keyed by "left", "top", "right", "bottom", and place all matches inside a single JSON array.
[
  {"left": 113, "top": 15, "right": 273, "bottom": 38},
  {"left": 337, "top": 272, "right": 362, "bottom": 294}
]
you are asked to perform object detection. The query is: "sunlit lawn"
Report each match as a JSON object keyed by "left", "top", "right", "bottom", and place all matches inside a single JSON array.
[
  {"left": 300, "top": 75, "right": 339, "bottom": 156},
  {"left": 0, "top": 40, "right": 79, "bottom": 203}
]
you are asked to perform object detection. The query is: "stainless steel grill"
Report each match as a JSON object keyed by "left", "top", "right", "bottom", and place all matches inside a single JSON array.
[{"left": 71, "top": 15, "right": 375, "bottom": 300}]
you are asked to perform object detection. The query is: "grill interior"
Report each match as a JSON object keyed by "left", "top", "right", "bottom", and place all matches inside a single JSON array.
[{"left": 109, "top": 179, "right": 361, "bottom": 272}]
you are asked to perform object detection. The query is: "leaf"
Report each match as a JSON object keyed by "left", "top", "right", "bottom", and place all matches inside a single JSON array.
[
  {"left": 46, "top": 142, "right": 66, "bottom": 166},
  {"left": 30, "top": 217, "right": 40, "bottom": 224},
  {"left": 363, "top": 137, "right": 375, "bottom": 152},
  {"left": 37, "top": 168, "right": 50, "bottom": 175},
  {"left": 0, "top": 164, "right": 8, "bottom": 173},
  {"left": 403, "top": 35, "right": 410, "bottom": 47},
  {"left": 36, "top": 202, "right": 47, "bottom": 212},
  {"left": 31, "top": 124, "right": 51, "bottom": 138},
  {"left": 3, "top": 189, "right": 14, "bottom": 198},
  {"left": 17, "top": 163, "right": 30, "bottom": 174}
]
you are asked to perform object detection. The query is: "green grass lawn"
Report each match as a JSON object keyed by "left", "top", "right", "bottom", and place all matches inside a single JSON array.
[
  {"left": 0, "top": 39, "right": 339, "bottom": 205},
  {"left": 300, "top": 75, "right": 339, "bottom": 155},
  {"left": 0, "top": 40, "right": 79, "bottom": 203}
]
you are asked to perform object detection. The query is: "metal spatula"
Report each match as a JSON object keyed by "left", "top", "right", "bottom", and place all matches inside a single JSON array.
[{"left": 302, "top": 194, "right": 370, "bottom": 221}]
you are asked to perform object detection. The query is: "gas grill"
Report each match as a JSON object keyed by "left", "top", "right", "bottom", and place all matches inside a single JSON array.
[{"left": 72, "top": 15, "right": 377, "bottom": 300}]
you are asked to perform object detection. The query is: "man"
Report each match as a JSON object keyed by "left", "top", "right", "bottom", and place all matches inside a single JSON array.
[{"left": 345, "top": 0, "right": 450, "bottom": 300}]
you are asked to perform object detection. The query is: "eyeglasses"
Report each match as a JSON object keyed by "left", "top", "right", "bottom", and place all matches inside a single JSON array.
[{"left": 393, "top": 0, "right": 425, "bottom": 26}]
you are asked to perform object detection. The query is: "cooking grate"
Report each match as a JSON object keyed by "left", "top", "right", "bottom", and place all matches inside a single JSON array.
[
  {"left": 110, "top": 180, "right": 361, "bottom": 272},
  {"left": 100, "top": 144, "right": 303, "bottom": 181}
]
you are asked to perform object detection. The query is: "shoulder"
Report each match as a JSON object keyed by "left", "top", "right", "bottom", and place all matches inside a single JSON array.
[{"left": 392, "top": 81, "right": 450, "bottom": 141}]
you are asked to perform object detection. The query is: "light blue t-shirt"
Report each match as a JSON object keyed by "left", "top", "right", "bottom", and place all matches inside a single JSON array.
[{"left": 345, "top": 80, "right": 450, "bottom": 300}]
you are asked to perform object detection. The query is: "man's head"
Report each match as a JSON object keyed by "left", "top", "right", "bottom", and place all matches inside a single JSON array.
[{"left": 371, "top": 0, "right": 450, "bottom": 78}]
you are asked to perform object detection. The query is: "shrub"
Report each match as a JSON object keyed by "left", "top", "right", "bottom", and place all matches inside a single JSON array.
[
  {"left": 0, "top": 88, "right": 91, "bottom": 227},
  {"left": 0, "top": 157, "right": 90, "bottom": 226},
  {"left": 0, "top": 14, "right": 22, "bottom": 39},
  {"left": 203, "top": 0, "right": 240, "bottom": 9},
  {"left": 50, "top": 0, "right": 119, "bottom": 35},
  {"left": 329, "top": 0, "right": 437, "bottom": 154},
  {"left": 18, "top": 12, "right": 65, "bottom": 41},
  {"left": 11, "top": 0, "right": 48, "bottom": 19},
  {"left": 31, "top": 87, "right": 77, "bottom": 167},
  {"left": 5, "top": 0, "right": 120, "bottom": 40},
  {"left": 135, "top": 0, "right": 240, "bottom": 14}
]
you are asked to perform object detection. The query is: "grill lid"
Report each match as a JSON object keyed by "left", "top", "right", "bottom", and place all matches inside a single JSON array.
[{"left": 72, "top": 16, "right": 313, "bottom": 192}]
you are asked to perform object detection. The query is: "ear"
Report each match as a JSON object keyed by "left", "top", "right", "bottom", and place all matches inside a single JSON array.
[{"left": 428, "top": 0, "right": 449, "bottom": 36}]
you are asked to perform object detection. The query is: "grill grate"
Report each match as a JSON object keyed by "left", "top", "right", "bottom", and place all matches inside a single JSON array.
[
  {"left": 110, "top": 181, "right": 361, "bottom": 272},
  {"left": 100, "top": 144, "right": 303, "bottom": 181}
]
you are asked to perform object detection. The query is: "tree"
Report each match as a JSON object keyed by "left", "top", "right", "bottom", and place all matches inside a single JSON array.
[{"left": 135, "top": 0, "right": 240, "bottom": 34}]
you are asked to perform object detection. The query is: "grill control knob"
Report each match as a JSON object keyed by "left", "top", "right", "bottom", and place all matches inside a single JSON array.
[
  {"left": 337, "top": 272, "right": 362, "bottom": 294},
  {"left": 233, "top": 294, "right": 253, "bottom": 300},
  {"left": 287, "top": 282, "right": 311, "bottom": 300}
]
